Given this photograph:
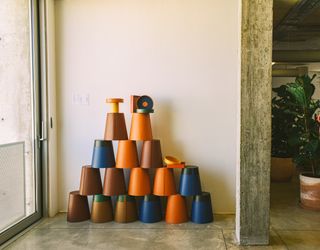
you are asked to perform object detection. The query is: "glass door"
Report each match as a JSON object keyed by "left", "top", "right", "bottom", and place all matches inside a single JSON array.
[{"left": 0, "top": 0, "right": 42, "bottom": 244}]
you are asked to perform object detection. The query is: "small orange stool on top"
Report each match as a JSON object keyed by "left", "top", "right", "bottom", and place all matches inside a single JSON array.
[
  {"left": 153, "top": 168, "right": 176, "bottom": 196},
  {"left": 165, "top": 194, "right": 188, "bottom": 224}
]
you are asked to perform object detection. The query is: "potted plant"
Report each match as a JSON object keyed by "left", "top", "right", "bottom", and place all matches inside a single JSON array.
[
  {"left": 281, "top": 74, "right": 320, "bottom": 210},
  {"left": 271, "top": 85, "right": 296, "bottom": 182}
]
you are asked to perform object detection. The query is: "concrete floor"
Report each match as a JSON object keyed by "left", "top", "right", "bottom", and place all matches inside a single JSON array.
[{"left": 2, "top": 177, "right": 320, "bottom": 250}]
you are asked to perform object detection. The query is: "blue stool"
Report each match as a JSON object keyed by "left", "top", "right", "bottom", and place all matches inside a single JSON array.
[
  {"left": 91, "top": 140, "right": 115, "bottom": 168},
  {"left": 179, "top": 166, "right": 202, "bottom": 196},
  {"left": 191, "top": 192, "right": 213, "bottom": 224},
  {"left": 139, "top": 195, "right": 162, "bottom": 223}
]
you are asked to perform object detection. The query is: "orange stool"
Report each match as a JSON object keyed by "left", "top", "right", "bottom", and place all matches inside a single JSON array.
[
  {"left": 129, "top": 113, "right": 152, "bottom": 140},
  {"left": 153, "top": 168, "right": 177, "bottom": 196},
  {"left": 165, "top": 194, "right": 188, "bottom": 224},
  {"left": 116, "top": 140, "right": 139, "bottom": 168},
  {"left": 128, "top": 168, "right": 151, "bottom": 196}
]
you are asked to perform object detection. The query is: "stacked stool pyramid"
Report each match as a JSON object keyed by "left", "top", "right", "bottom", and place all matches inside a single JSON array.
[{"left": 67, "top": 95, "right": 214, "bottom": 224}]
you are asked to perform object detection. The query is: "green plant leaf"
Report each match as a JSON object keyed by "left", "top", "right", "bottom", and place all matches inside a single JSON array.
[
  {"left": 305, "top": 139, "right": 319, "bottom": 154},
  {"left": 286, "top": 82, "right": 306, "bottom": 106}
]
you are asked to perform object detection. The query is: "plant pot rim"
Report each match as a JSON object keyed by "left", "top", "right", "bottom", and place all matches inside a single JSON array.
[{"left": 300, "top": 173, "right": 320, "bottom": 179}]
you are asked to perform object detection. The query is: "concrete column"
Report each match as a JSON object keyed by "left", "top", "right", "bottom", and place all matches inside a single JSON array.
[{"left": 236, "top": 0, "right": 273, "bottom": 245}]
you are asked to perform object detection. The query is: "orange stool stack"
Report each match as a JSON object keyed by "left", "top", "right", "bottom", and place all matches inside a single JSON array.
[{"left": 67, "top": 95, "right": 213, "bottom": 225}]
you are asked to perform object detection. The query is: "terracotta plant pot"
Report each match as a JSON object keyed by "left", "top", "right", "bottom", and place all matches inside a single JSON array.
[
  {"left": 79, "top": 166, "right": 103, "bottom": 195},
  {"left": 300, "top": 173, "right": 320, "bottom": 211},
  {"left": 179, "top": 166, "right": 202, "bottom": 196},
  {"left": 67, "top": 191, "right": 90, "bottom": 222},
  {"left": 104, "top": 113, "right": 128, "bottom": 140},
  {"left": 103, "top": 168, "right": 126, "bottom": 196},
  {"left": 271, "top": 157, "right": 295, "bottom": 182},
  {"left": 165, "top": 194, "right": 188, "bottom": 224},
  {"left": 91, "top": 140, "right": 115, "bottom": 168},
  {"left": 139, "top": 195, "right": 162, "bottom": 223},
  {"left": 116, "top": 140, "right": 139, "bottom": 168},
  {"left": 153, "top": 168, "right": 177, "bottom": 196},
  {"left": 140, "top": 140, "right": 163, "bottom": 169},
  {"left": 191, "top": 192, "right": 214, "bottom": 224},
  {"left": 128, "top": 168, "right": 151, "bottom": 196},
  {"left": 114, "top": 195, "right": 138, "bottom": 223},
  {"left": 91, "top": 194, "right": 113, "bottom": 223},
  {"left": 129, "top": 113, "right": 152, "bottom": 140}
]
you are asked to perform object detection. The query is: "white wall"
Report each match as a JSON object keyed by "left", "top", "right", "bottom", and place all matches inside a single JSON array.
[{"left": 55, "top": 0, "right": 240, "bottom": 213}]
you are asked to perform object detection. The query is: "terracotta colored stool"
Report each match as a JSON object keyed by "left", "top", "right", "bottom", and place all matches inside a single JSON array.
[
  {"left": 104, "top": 113, "right": 128, "bottom": 140},
  {"left": 91, "top": 194, "right": 113, "bottom": 223},
  {"left": 91, "top": 140, "right": 115, "bottom": 168},
  {"left": 140, "top": 140, "right": 163, "bottom": 168},
  {"left": 129, "top": 113, "right": 152, "bottom": 140},
  {"left": 116, "top": 140, "right": 139, "bottom": 168},
  {"left": 103, "top": 168, "right": 126, "bottom": 196},
  {"left": 67, "top": 191, "right": 90, "bottom": 222},
  {"left": 165, "top": 194, "right": 188, "bottom": 224},
  {"left": 79, "top": 166, "right": 102, "bottom": 195},
  {"left": 179, "top": 166, "right": 202, "bottom": 196},
  {"left": 114, "top": 195, "right": 138, "bottom": 223},
  {"left": 153, "top": 168, "right": 177, "bottom": 196},
  {"left": 128, "top": 168, "right": 151, "bottom": 196}
]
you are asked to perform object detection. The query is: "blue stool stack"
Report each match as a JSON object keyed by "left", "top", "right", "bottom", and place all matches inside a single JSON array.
[{"left": 179, "top": 166, "right": 213, "bottom": 224}]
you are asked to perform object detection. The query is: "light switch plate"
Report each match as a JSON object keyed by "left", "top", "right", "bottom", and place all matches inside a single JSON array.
[{"left": 72, "top": 93, "right": 90, "bottom": 105}]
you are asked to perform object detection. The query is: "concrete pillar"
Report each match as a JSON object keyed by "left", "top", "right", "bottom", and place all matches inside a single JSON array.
[{"left": 236, "top": 0, "right": 273, "bottom": 245}]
